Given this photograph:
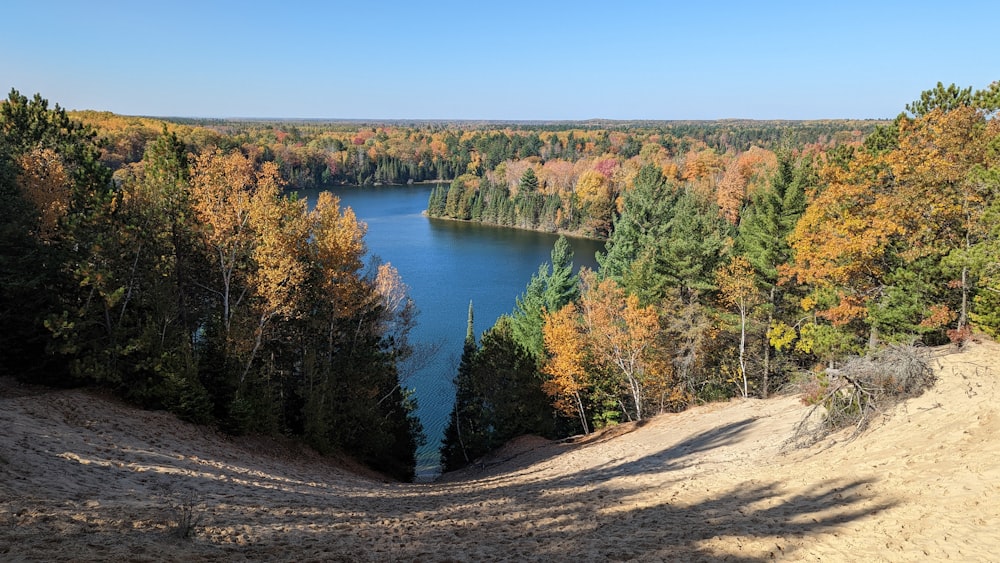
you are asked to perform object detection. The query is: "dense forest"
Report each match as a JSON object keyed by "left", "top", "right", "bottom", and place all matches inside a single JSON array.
[
  {"left": 3, "top": 81, "right": 1000, "bottom": 478},
  {"left": 0, "top": 91, "right": 421, "bottom": 480},
  {"left": 439, "top": 81, "right": 1000, "bottom": 471},
  {"left": 425, "top": 121, "right": 879, "bottom": 238}
]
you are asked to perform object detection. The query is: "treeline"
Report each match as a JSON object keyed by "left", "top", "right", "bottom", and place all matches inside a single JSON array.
[
  {"left": 1, "top": 91, "right": 422, "bottom": 481},
  {"left": 440, "top": 81, "right": 1000, "bottom": 471},
  {"left": 425, "top": 125, "right": 872, "bottom": 238},
  {"left": 75, "top": 110, "right": 879, "bottom": 194}
]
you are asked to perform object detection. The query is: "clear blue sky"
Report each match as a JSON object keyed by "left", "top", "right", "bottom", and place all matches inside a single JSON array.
[{"left": 3, "top": 1, "right": 996, "bottom": 120}]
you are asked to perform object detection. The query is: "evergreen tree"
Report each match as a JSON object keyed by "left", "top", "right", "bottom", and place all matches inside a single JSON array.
[
  {"left": 603, "top": 169, "right": 728, "bottom": 307},
  {"left": 654, "top": 190, "right": 730, "bottom": 300},
  {"left": 511, "top": 236, "right": 579, "bottom": 361},
  {"left": 473, "top": 316, "right": 557, "bottom": 442},
  {"left": 0, "top": 89, "right": 112, "bottom": 384},
  {"left": 101, "top": 128, "right": 211, "bottom": 417},
  {"left": 440, "top": 301, "right": 484, "bottom": 471},
  {"left": 519, "top": 167, "right": 538, "bottom": 193},
  {"left": 598, "top": 164, "right": 674, "bottom": 288},
  {"left": 426, "top": 184, "right": 447, "bottom": 216},
  {"left": 0, "top": 120, "right": 61, "bottom": 380},
  {"left": 734, "top": 153, "right": 811, "bottom": 395},
  {"left": 441, "top": 309, "right": 559, "bottom": 473},
  {"left": 906, "top": 82, "right": 973, "bottom": 117},
  {"left": 443, "top": 178, "right": 463, "bottom": 217}
]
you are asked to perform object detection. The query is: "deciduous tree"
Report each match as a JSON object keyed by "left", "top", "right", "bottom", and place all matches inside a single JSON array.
[
  {"left": 542, "top": 302, "right": 591, "bottom": 435},
  {"left": 716, "top": 256, "right": 761, "bottom": 397}
]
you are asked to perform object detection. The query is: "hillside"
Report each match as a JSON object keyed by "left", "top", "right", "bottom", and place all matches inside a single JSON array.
[{"left": 2, "top": 341, "right": 999, "bottom": 562}]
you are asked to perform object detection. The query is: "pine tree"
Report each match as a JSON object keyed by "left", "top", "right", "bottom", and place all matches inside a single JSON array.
[
  {"left": 511, "top": 236, "right": 579, "bottom": 361},
  {"left": 734, "top": 153, "right": 811, "bottom": 395},
  {"left": 473, "top": 316, "right": 557, "bottom": 444},
  {"left": 0, "top": 89, "right": 112, "bottom": 385},
  {"left": 426, "top": 184, "right": 447, "bottom": 216},
  {"left": 440, "top": 301, "right": 483, "bottom": 471},
  {"left": 637, "top": 189, "right": 728, "bottom": 305},
  {"left": 519, "top": 167, "right": 538, "bottom": 193},
  {"left": 598, "top": 164, "right": 679, "bottom": 303}
]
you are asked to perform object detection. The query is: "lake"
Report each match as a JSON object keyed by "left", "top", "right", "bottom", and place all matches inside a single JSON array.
[{"left": 297, "top": 184, "right": 603, "bottom": 478}]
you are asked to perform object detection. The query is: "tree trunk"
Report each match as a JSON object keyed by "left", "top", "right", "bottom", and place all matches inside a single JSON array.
[
  {"left": 959, "top": 264, "right": 969, "bottom": 330},
  {"left": 762, "top": 286, "right": 775, "bottom": 398},
  {"left": 739, "top": 305, "right": 748, "bottom": 398},
  {"left": 574, "top": 391, "right": 590, "bottom": 435}
]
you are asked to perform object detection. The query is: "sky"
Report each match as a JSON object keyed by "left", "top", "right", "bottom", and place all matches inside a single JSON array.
[{"left": 3, "top": 1, "right": 997, "bottom": 121}]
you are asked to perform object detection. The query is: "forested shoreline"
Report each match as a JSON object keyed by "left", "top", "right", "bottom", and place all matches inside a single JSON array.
[
  {"left": 3, "top": 81, "right": 1000, "bottom": 479},
  {"left": 438, "top": 81, "right": 1000, "bottom": 470}
]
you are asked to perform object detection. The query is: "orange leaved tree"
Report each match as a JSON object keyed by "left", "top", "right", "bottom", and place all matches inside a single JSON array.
[{"left": 542, "top": 303, "right": 591, "bottom": 435}]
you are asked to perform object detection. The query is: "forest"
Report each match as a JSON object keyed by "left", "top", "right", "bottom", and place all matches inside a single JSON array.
[
  {"left": 2, "top": 81, "right": 999, "bottom": 478},
  {"left": 0, "top": 91, "right": 421, "bottom": 480},
  {"left": 439, "top": 81, "right": 1000, "bottom": 470}
]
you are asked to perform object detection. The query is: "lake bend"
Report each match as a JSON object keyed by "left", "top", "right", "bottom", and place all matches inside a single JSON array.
[{"left": 298, "top": 184, "right": 603, "bottom": 479}]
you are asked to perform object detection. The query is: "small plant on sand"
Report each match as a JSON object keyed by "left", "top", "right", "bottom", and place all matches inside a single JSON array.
[
  {"left": 788, "top": 344, "right": 935, "bottom": 447},
  {"left": 171, "top": 500, "right": 204, "bottom": 539}
]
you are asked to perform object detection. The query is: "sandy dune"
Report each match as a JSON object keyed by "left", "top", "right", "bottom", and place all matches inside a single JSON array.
[{"left": 2, "top": 340, "right": 998, "bottom": 562}]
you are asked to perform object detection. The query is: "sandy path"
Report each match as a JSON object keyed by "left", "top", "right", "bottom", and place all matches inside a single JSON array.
[{"left": 2, "top": 341, "right": 998, "bottom": 561}]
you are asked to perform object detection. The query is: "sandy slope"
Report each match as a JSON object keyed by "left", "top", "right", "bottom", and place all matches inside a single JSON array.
[{"left": 1, "top": 341, "right": 998, "bottom": 562}]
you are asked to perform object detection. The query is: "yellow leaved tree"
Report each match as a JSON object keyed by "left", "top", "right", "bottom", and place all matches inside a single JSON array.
[{"left": 542, "top": 303, "right": 591, "bottom": 435}]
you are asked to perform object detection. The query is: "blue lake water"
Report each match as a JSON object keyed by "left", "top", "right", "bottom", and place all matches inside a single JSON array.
[{"left": 298, "top": 184, "right": 603, "bottom": 478}]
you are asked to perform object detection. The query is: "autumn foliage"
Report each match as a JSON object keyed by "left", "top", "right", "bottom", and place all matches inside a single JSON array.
[
  {"left": 6, "top": 80, "right": 1000, "bottom": 473},
  {"left": 1, "top": 90, "right": 421, "bottom": 481}
]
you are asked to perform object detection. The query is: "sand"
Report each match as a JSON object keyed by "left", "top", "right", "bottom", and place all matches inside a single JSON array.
[{"left": 1, "top": 340, "right": 998, "bottom": 562}]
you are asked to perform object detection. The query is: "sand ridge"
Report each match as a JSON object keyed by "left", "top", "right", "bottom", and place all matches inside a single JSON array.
[{"left": 1, "top": 340, "right": 998, "bottom": 561}]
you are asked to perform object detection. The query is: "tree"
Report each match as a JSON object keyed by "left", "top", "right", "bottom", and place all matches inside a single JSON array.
[
  {"left": 655, "top": 189, "right": 730, "bottom": 300},
  {"left": 716, "top": 256, "right": 761, "bottom": 398},
  {"left": 474, "top": 316, "right": 556, "bottom": 441},
  {"left": 519, "top": 167, "right": 538, "bottom": 193},
  {"left": 15, "top": 148, "right": 69, "bottom": 241},
  {"left": 190, "top": 149, "right": 261, "bottom": 340},
  {"left": 577, "top": 271, "right": 665, "bottom": 421},
  {"left": 716, "top": 147, "right": 778, "bottom": 225},
  {"left": 973, "top": 81, "right": 1000, "bottom": 113},
  {"left": 599, "top": 164, "right": 672, "bottom": 284},
  {"left": 243, "top": 177, "right": 310, "bottom": 392},
  {"left": 542, "top": 303, "right": 590, "bottom": 435},
  {"left": 601, "top": 163, "right": 729, "bottom": 306},
  {"left": 735, "top": 152, "right": 810, "bottom": 396},
  {"left": 87, "top": 128, "right": 210, "bottom": 416},
  {"left": 906, "top": 82, "right": 973, "bottom": 117},
  {"left": 574, "top": 169, "right": 614, "bottom": 236},
  {"left": 0, "top": 90, "right": 111, "bottom": 384},
  {"left": 786, "top": 146, "right": 900, "bottom": 344},
  {"left": 440, "top": 301, "right": 483, "bottom": 470},
  {"left": 297, "top": 191, "right": 420, "bottom": 480},
  {"left": 884, "top": 106, "right": 991, "bottom": 336},
  {"left": 510, "top": 236, "right": 579, "bottom": 361}
]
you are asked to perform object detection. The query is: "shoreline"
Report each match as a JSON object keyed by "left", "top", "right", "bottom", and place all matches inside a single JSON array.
[{"left": 423, "top": 211, "right": 606, "bottom": 242}]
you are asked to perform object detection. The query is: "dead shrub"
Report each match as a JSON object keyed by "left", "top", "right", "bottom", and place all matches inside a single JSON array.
[
  {"left": 787, "top": 344, "right": 935, "bottom": 448},
  {"left": 170, "top": 500, "right": 204, "bottom": 540}
]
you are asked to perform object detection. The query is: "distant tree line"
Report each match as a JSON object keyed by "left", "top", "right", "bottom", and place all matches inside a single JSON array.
[{"left": 76, "top": 110, "right": 882, "bottom": 192}]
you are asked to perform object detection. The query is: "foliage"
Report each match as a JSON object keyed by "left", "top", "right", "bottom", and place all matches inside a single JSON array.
[
  {"left": 510, "top": 236, "right": 579, "bottom": 361},
  {"left": 11, "top": 80, "right": 1000, "bottom": 478},
  {"left": 541, "top": 303, "right": 591, "bottom": 434},
  {"left": 906, "top": 82, "right": 973, "bottom": 117},
  {"left": 442, "top": 312, "right": 557, "bottom": 471},
  {"left": 715, "top": 256, "right": 761, "bottom": 397},
  {"left": 0, "top": 91, "right": 422, "bottom": 481}
]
